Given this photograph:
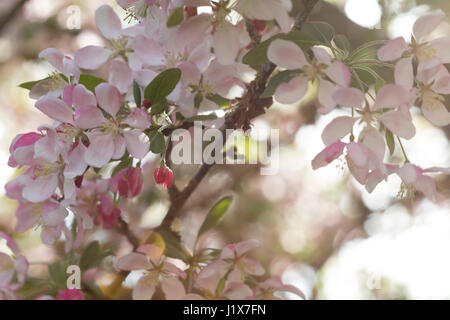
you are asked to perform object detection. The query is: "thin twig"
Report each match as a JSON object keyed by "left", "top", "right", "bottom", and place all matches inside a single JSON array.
[{"left": 157, "top": 0, "right": 320, "bottom": 236}]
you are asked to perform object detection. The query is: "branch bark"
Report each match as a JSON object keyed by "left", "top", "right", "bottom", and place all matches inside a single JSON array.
[{"left": 157, "top": 0, "right": 320, "bottom": 235}]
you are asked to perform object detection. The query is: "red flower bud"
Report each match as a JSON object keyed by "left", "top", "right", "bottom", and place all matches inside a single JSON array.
[
  {"left": 142, "top": 99, "right": 152, "bottom": 109},
  {"left": 154, "top": 166, "right": 173, "bottom": 189},
  {"left": 75, "top": 175, "right": 84, "bottom": 188},
  {"left": 110, "top": 167, "right": 143, "bottom": 198}
]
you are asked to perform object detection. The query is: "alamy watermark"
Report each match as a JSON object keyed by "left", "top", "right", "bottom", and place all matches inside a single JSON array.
[{"left": 169, "top": 122, "right": 280, "bottom": 175}]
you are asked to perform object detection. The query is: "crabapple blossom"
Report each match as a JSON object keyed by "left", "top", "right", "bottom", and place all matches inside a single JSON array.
[{"left": 154, "top": 166, "right": 174, "bottom": 189}]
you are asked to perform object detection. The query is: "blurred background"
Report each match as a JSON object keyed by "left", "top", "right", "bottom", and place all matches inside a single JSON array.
[{"left": 0, "top": 0, "right": 449, "bottom": 299}]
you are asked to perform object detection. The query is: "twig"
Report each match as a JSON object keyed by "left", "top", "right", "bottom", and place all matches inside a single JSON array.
[
  {"left": 157, "top": 0, "right": 320, "bottom": 236},
  {"left": 0, "top": 0, "right": 28, "bottom": 34}
]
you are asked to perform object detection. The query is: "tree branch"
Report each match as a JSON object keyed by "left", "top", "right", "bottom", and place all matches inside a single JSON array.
[
  {"left": 0, "top": 0, "right": 28, "bottom": 34},
  {"left": 157, "top": 0, "right": 320, "bottom": 235}
]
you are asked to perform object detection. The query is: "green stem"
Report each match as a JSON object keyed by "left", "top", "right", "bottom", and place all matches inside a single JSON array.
[{"left": 396, "top": 136, "right": 409, "bottom": 163}]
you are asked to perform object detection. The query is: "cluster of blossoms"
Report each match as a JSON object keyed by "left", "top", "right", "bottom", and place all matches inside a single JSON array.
[
  {"left": 2, "top": 0, "right": 304, "bottom": 300},
  {"left": 3, "top": 0, "right": 449, "bottom": 300},
  {"left": 116, "top": 239, "right": 304, "bottom": 300}
]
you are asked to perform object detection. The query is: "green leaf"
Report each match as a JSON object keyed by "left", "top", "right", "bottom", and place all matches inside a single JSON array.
[
  {"left": 167, "top": 7, "right": 184, "bottom": 27},
  {"left": 158, "top": 230, "right": 190, "bottom": 260},
  {"left": 48, "top": 261, "right": 69, "bottom": 288},
  {"left": 19, "top": 77, "right": 51, "bottom": 90},
  {"left": 80, "top": 241, "right": 112, "bottom": 271},
  {"left": 302, "top": 21, "right": 335, "bottom": 44},
  {"left": 242, "top": 31, "right": 316, "bottom": 66},
  {"left": 144, "top": 68, "right": 181, "bottom": 105},
  {"left": 148, "top": 130, "right": 166, "bottom": 154},
  {"left": 194, "top": 92, "right": 203, "bottom": 109},
  {"left": 133, "top": 80, "right": 141, "bottom": 108},
  {"left": 185, "top": 114, "right": 218, "bottom": 122},
  {"left": 262, "top": 69, "right": 302, "bottom": 98},
  {"left": 150, "top": 100, "right": 168, "bottom": 115},
  {"left": 198, "top": 196, "right": 233, "bottom": 237},
  {"left": 385, "top": 129, "right": 395, "bottom": 156},
  {"left": 205, "top": 94, "right": 231, "bottom": 108},
  {"left": 78, "top": 74, "right": 106, "bottom": 92},
  {"left": 333, "top": 34, "right": 350, "bottom": 53}
]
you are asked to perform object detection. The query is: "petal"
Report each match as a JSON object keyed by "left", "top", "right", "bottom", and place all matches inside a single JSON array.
[
  {"left": 373, "top": 84, "right": 412, "bottom": 110},
  {"left": 124, "top": 130, "right": 150, "bottom": 159},
  {"left": 360, "top": 126, "right": 385, "bottom": 160},
  {"left": 15, "top": 203, "right": 41, "bottom": 232},
  {"left": 377, "top": 37, "right": 407, "bottom": 61},
  {"left": 395, "top": 57, "right": 414, "bottom": 89},
  {"left": 95, "top": 5, "right": 122, "bottom": 39},
  {"left": 378, "top": 105, "right": 416, "bottom": 139},
  {"left": 42, "top": 203, "right": 67, "bottom": 227},
  {"left": 324, "top": 60, "right": 351, "bottom": 87},
  {"left": 95, "top": 83, "right": 122, "bottom": 117},
  {"left": 311, "top": 46, "right": 331, "bottom": 65},
  {"left": 133, "top": 275, "right": 156, "bottom": 300},
  {"left": 317, "top": 79, "right": 337, "bottom": 114},
  {"left": 64, "top": 142, "right": 88, "bottom": 179},
  {"left": 421, "top": 99, "right": 450, "bottom": 126},
  {"left": 74, "top": 106, "right": 106, "bottom": 129},
  {"left": 267, "top": 39, "right": 307, "bottom": 69},
  {"left": 223, "top": 282, "right": 253, "bottom": 300},
  {"left": 415, "top": 175, "right": 439, "bottom": 202},
  {"left": 332, "top": 87, "right": 364, "bottom": 108},
  {"left": 397, "top": 163, "right": 422, "bottom": 184},
  {"left": 39, "top": 48, "right": 64, "bottom": 71},
  {"left": 413, "top": 10, "right": 446, "bottom": 42},
  {"left": 311, "top": 141, "right": 346, "bottom": 170},
  {"left": 321, "top": 116, "right": 357, "bottom": 146},
  {"left": 85, "top": 132, "right": 115, "bottom": 167},
  {"left": 113, "top": 135, "right": 126, "bottom": 159},
  {"left": 122, "top": 109, "right": 151, "bottom": 130},
  {"left": 22, "top": 174, "right": 58, "bottom": 203},
  {"left": 35, "top": 97, "right": 74, "bottom": 124},
  {"left": 346, "top": 142, "right": 369, "bottom": 168},
  {"left": 235, "top": 239, "right": 261, "bottom": 256},
  {"left": 273, "top": 76, "right": 308, "bottom": 104},
  {"left": 75, "top": 46, "right": 111, "bottom": 70},
  {"left": 133, "top": 35, "right": 166, "bottom": 66},
  {"left": 109, "top": 59, "right": 133, "bottom": 94},
  {"left": 72, "top": 84, "right": 97, "bottom": 109},
  {"left": 161, "top": 277, "right": 186, "bottom": 300},
  {"left": 430, "top": 37, "right": 450, "bottom": 64},
  {"left": 116, "top": 253, "right": 151, "bottom": 271},
  {"left": 212, "top": 23, "right": 241, "bottom": 65}
]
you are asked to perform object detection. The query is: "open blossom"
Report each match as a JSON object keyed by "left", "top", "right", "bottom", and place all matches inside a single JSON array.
[
  {"left": 117, "top": 244, "right": 186, "bottom": 300},
  {"left": 0, "top": 233, "right": 28, "bottom": 300},
  {"left": 267, "top": 39, "right": 350, "bottom": 109}
]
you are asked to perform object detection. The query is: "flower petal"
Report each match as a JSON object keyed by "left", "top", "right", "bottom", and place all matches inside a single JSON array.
[
  {"left": 267, "top": 39, "right": 307, "bottom": 69},
  {"left": 124, "top": 130, "right": 150, "bottom": 159},
  {"left": 35, "top": 97, "right": 74, "bottom": 124},
  {"left": 95, "top": 5, "right": 122, "bottom": 40},
  {"left": 75, "top": 46, "right": 111, "bottom": 70},
  {"left": 95, "top": 83, "right": 122, "bottom": 117},
  {"left": 321, "top": 116, "right": 357, "bottom": 146},
  {"left": 377, "top": 37, "right": 407, "bottom": 61},
  {"left": 332, "top": 87, "right": 364, "bottom": 108},
  {"left": 273, "top": 76, "right": 308, "bottom": 104},
  {"left": 413, "top": 10, "right": 446, "bottom": 42}
]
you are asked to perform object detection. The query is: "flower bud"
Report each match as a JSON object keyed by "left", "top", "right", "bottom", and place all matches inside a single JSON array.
[{"left": 154, "top": 166, "right": 173, "bottom": 189}]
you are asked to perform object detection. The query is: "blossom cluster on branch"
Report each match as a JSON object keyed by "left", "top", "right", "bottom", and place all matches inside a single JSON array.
[{"left": 1, "top": 0, "right": 449, "bottom": 300}]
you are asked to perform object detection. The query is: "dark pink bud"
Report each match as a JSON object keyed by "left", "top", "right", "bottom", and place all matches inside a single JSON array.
[
  {"left": 142, "top": 99, "right": 152, "bottom": 109},
  {"left": 154, "top": 166, "right": 173, "bottom": 190},
  {"left": 56, "top": 288, "right": 84, "bottom": 300}
]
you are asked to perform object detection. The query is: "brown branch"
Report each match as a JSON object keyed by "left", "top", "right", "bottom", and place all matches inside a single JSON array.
[
  {"left": 0, "top": 0, "right": 28, "bottom": 34},
  {"left": 157, "top": 0, "right": 320, "bottom": 236}
]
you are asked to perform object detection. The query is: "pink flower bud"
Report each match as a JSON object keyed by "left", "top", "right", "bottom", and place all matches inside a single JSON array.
[
  {"left": 96, "top": 193, "right": 121, "bottom": 229},
  {"left": 185, "top": 6, "right": 197, "bottom": 18},
  {"left": 110, "top": 167, "right": 143, "bottom": 198},
  {"left": 56, "top": 288, "right": 84, "bottom": 300},
  {"left": 154, "top": 166, "right": 173, "bottom": 189}
]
